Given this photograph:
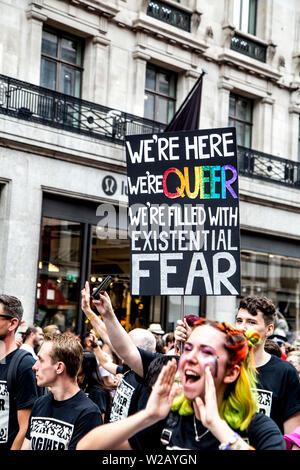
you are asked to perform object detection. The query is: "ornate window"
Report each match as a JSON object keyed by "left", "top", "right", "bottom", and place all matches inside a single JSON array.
[
  {"left": 233, "top": 0, "right": 257, "bottom": 35},
  {"left": 40, "top": 28, "right": 83, "bottom": 98},
  {"left": 144, "top": 64, "right": 177, "bottom": 125},
  {"left": 229, "top": 93, "right": 253, "bottom": 147}
]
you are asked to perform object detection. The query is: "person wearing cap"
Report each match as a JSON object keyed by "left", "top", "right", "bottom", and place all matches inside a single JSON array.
[
  {"left": 148, "top": 324, "right": 165, "bottom": 354},
  {"left": 148, "top": 323, "right": 165, "bottom": 336},
  {"left": 0, "top": 294, "right": 41, "bottom": 450},
  {"left": 269, "top": 333, "right": 288, "bottom": 360}
]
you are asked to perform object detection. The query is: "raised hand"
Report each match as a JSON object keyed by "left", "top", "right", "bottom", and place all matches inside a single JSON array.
[
  {"left": 93, "top": 291, "right": 114, "bottom": 318},
  {"left": 194, "top": 366, "right": 221, "bottom": 430},
  {"left": 174, "top": 318, "right": 191, "bottom": 347},
  {"left": 194, "top": 367, "right": 251, "bottom": 449},
  {"left": 81, "top": 281, "right": 93, "bottom": 315},
  {"left": 89, "top": 330, "right": 98, "bottom": 348},
  {"left": 145, "top": 359, "right": 178, "bottom": 421}
]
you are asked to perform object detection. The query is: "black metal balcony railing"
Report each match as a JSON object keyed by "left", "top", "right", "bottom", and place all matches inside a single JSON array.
[
  {"left": 231, "top": 33, "right": 267, "bottom": 63},
  {"left": 0, "top": 74, "right": 165, "bottom": 144},
  {"left": 238, "top": 146, "right": 300, "bottom": 189},
  {"left": 147, "top": 1, "right": 191, "bottom": 32},
  {"left": 1, "top": 75, "right": 300, "bottom": 190}
]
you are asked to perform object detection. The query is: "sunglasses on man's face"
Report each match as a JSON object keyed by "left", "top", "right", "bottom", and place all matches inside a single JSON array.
[{"left": 0, "top": 314, "right": 14, "bottom": 320}]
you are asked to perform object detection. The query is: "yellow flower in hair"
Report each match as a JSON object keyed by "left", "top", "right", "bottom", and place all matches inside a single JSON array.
[{"left": 245, "top": 329, "right": 261, "bottom": 347}]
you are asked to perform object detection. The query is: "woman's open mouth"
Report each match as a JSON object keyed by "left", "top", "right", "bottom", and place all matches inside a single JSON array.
[{"left": 184, "top": 370, "right": 201, "bottom": 385}]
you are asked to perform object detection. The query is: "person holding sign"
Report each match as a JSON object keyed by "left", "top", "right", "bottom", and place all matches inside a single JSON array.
[
  {"left": 125, "top": 127, "right": 241, "bottom": 298},
  {"left": 77, "top": 317, "right": 285, "bottom": 450}
]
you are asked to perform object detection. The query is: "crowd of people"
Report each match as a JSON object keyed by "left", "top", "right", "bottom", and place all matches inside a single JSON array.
[{"left": 0, "top": 287, "right": 300, "bottom": 452}]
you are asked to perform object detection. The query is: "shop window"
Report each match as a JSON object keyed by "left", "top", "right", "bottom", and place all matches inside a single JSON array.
[
  {"left": 89, "top": 226, "right": 151, "bottom": 331},
  {"left": 240, "top": 250, "right": 300, "bottom": 338},
  {"left": 35, "top": 218, "right": 82, "bottom": 332},
  {"left": 38, "top": 195, "right": 176, "bottom": 335},
  {"left": 233, "top": 0, "right": 257, "bottom": 35},
  {"left": 144, "top": 64, "right": 177, "bottom": 124},
  {"left": 228, "top": 93, "right": 253, "bottom": 147},
  {"left": 40, "top": 28, "right": 83, "bottom": 98}
]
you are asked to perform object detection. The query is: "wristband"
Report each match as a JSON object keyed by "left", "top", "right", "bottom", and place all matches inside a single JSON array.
[
  {"left": 219, "top": 433, "right": 243, "bottom": 450},
  {"left": 85, "top": 314, "right": 95, "bottom": 324},
  {"left": 219, "top": 433, "right": 255, "bottom": 450}
]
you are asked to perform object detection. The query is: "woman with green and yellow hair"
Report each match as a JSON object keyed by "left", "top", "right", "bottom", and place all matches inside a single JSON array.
[{"left": 77, "top": 318, "right": 285, "bottom": 450}]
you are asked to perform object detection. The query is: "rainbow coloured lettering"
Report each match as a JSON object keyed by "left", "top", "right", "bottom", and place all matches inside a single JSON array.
[{"left": 163, "top": 165, "right": 238, "bottom": 199}]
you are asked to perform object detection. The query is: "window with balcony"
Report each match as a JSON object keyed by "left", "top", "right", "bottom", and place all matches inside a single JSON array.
[
  {"left": 144, "top": 64, "right": 177, "bottom": 125},
  {"left": 147, "top": 1, "right": 191, "bottom": 32},
  {"left": 231, "top": 0, "right": 267, "bottom": 62},
  {"left": 40, "top": 28, "right": 83, "bottom": 98},
  {"left": 228, "top": 93, "right": 253, "bottom": 147}
]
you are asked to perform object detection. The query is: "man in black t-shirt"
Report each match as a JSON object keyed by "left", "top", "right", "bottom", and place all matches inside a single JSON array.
[
  {"left": 235, "top": 296, "right": 300, "bottom": 435},
  {"left": 81, "top": 283, "right": 161, "bottom": 381},
  {"left": 109, "top": 328, "right": 157, "bottom": 422},
  {"left": 0, "top": 294, "right": 40, "bottom": 450},
  {"left": 80, "top": 284, "right": 168, "bottom": 436},
  {"left": 88, "top": 326, "right": 158, "bottom": 422},
  {"left": 21, "top": 333, "right": 102, "bottom": 450}
]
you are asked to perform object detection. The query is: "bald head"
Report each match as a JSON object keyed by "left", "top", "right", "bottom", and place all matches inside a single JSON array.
[{"left": 128, "top": 328, "right": 156, "bottom": 352}]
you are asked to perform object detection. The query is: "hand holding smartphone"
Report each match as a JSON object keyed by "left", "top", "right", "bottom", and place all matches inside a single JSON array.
[{"left": 90, "top": 275, "right": 112, "bottom": 306}]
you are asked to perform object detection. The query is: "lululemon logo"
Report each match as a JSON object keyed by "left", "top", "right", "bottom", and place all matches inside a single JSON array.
[{"left": 102, "top": 176, "right": 117, "bottom": 196}]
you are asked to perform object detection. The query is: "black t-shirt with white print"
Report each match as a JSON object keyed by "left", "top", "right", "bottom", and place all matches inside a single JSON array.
[
  {"left": 0, "top": 349, "right": 40, "bottom": 450},
  {"left": 25, "top": 389, "right": 102, "bottom": 450},
  {"left": 255, "top": 354, "right": 300, "bottom": 433},
  {"left": 86, "top": 385, "right": 110, "bottom": 417},
  {"left": 110, "top": 349, "right": 162, "bottom": 423},
  {"left": 110, "top": 367, "right": 148, "bottom": 422}
]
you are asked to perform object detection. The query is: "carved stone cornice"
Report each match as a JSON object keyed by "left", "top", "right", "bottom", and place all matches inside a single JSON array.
[
  {"left": 132, "top": 13, "right": 208, "bottom": 55},
  {"left": 217, "top": 51, "right": 282, "bottom": 83},
  {"left": 217, "top": 79, "right": 234, "bottom": 92},
  {"left": 222, "top": 23, "right": 236, "bottom": 48},
  {"left": 26, "top": 2, "right": 48, "bottom": 23},
  {"left": 69, "top": 0, "right": 119, "bottom": 18},
  {"left": 261, "top": 96, "right": 275, "bottom": 105},
  {"left": 132, "top": 49, "right": 151, "bottom": 62},
  {"left": 93, "top": 35, "right": 111, "bottom": 47},
  {"left": 288, "top": 104, "right": 300, "bottom": 115}
]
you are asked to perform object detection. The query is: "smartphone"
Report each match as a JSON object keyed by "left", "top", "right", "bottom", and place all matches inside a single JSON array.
[{"left": 90, "top": 275, "right": 112, "bottom": 300}]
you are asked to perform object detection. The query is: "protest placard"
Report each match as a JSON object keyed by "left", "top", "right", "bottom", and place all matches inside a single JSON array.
[{"left": 125, "top": 127, "right": 240, "bottom": 296}]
